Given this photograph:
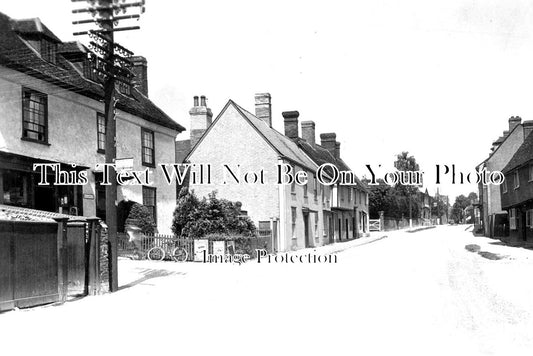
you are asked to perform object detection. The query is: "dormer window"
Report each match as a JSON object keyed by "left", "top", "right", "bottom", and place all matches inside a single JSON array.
[
  {"left": 41, "top": 39, "right": 57, "bottom": 64},
  {"left": 83, "top": 57, "right": 100, "bottom": 83}
]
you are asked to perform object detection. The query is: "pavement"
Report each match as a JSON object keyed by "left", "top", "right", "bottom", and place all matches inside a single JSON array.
[{"left": 1, "top": 225, "right": 533, "bottom": 356}]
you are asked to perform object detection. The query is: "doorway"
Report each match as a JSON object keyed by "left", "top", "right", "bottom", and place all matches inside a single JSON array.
[{"left": 303, "top": 213, "right": 310, "bottom": 248}]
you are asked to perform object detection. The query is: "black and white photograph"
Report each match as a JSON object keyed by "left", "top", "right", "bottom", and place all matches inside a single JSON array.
[{"left": 1, "top": 1, "right": 533, "bottom": 355}]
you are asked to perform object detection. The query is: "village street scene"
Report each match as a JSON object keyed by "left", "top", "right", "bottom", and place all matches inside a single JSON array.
[{"left": 1, "top": 1, "right": 533, "bottom": 355}]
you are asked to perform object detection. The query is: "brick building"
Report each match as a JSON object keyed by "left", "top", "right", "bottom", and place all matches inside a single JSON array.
[{"left": 0, "top": 13, "right": 185, "bottom": 234}]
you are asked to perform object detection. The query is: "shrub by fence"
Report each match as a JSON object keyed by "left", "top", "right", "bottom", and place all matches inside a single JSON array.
[{"left": 118, "top": 231, "right": 272, "bottom": 261}]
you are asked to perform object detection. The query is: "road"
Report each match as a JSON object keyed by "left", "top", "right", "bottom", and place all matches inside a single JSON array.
[{"left": 1, "top": 225, "right": 533, "bottom": 356}]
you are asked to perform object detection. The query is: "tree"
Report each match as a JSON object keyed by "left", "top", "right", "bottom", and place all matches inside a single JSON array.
[
  {"left": 172, "top": 189, "right": 257, "bottom": 238},
  {"left": 126, "top": 202, "right": 156, "bottom": 234},
  {"left": 394, "top": 152, "right": 421, "bottom": 226},
  {"left": 450, "top": 192, "right": 478, "bottom": 223},
  {"left": 450, "top": 194, "right": 471, "bottom": 223}
]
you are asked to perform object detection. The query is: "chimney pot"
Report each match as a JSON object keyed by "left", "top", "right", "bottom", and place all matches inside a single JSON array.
[
  {"left": 190, "top": 95, "right": 213, "bottom": 147},
  {"left": 131, "top": 55, "right": 148, "bottom": 96},
  {"left": 301, "top": 121, "right": 316, "bottom": 145},
  {"left": 335, "top": 141, "right": 341, "bottom": 159},
  {"left": 282, "top": 111, "right": 299, "bottom": 139},
  {"left": 320, "top": 133, "right": 337, "bottom": 158},
  {"left": 509, "top": 116, "right": 522, "bottom": 132},
  {"left": 523, "top": 120, "right": 533, "bottom": 138},
  {"left": 255, "top": 93, "right": 272, "bottom": 127}
]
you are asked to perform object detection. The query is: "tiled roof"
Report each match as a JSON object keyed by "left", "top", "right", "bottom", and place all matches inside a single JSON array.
[
  {"left": 58, "top": 41, "right": 87, "bottom": 55},
  {"left": 11, "top": 17, "right": 61, "bottom": 42},
  {"left": 0, "top": 204, "right": 80, "bottom": 222},
  {"left": 502, "top": 131, "right": 533, "bottom": 174},
  {"left": 296, "top": 138, "right": 369, "bottom": 192},
  {"left": 232, "top": 102, "right": 318, "bottom": 171},
  {"left": 0, "top": 12, "right": 184, "bottom": 133}
]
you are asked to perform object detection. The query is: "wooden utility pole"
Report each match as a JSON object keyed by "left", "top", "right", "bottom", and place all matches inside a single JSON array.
[{"left": 72, "top": 0, "right": 145, "bottom": 292}]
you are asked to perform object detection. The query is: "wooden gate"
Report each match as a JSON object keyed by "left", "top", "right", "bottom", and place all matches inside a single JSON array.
[
  {"left": 0, "top": 220, "right": 60, "bottom": 312},
  {"left": 67, "top": 222, "right": 87, "bottom": 296},
  {"left": 369, "top": 219, "right": 381, "bottom": 231}
]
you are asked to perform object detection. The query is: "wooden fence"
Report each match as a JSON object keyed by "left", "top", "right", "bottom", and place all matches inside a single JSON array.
[
  {"left": 0, "top": 218, "right": 103, "bottom": 312},
  {"left": 118, "top": 232, "right": 272, "bottom": 261},
  {"left": 0, "top": 220, "right": 60, "bottom": 312}
]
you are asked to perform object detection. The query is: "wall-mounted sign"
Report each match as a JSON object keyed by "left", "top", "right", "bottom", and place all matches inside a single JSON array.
[
  {"left": 83, "top": 194, "right": 95, "bottom": 200},
  {"left": 115, "top": 157, "right": 134, "bottom": 170}
]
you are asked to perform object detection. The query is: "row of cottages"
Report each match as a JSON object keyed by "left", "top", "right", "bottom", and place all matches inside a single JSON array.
[
  {"left": 500, "top": 121, "right": 533, "bottom": 243},
  {"left": 476, "top": 116, "right": 528, "bottom": 238},
  {"left": 0, "top": 13, "right": 185, "bottom": 234},
  {"left": 176, "top": 94, "right": 369, "bottom": 252}
]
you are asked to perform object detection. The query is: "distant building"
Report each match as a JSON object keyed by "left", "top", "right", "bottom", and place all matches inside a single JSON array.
[
  {"left": 477, "top": 116, "right": 526, "bottom": 237},
  {"left": 500, "top": 121, "right": 533, "bottom": 243},
  {"left": 292, "top": 118, "right": 370, "bottom": 240},
  {"left": 0, "top": 13, "right": 185, "bottom": 234}
]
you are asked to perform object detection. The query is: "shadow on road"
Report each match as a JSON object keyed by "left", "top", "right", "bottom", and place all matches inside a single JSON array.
[{"left": 119, "top": 268, "right": 186, "bottom": 291}]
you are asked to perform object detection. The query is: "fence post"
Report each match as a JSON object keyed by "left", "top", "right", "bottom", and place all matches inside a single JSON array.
[
  {"left": 54, "top": 218, "right": 69, "bottom": 304},
  {"left": 86, "top": 217, "right": 101, "bottom": 295},
  {"left": 379, "top": 211, "right": 384, "bottom": 232}
]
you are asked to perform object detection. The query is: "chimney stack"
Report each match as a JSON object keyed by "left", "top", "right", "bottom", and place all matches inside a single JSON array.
[
  {"left": 282, "top": 111, "right": 299, "bottom": 139},
  {"left": 190, "top": 95, "right": 213, "bottom": 147},
  {"left": 335, "top": 141, "right": 341, "bottom": 159},
  {"left": 523, "top": 120, "right": 533, "bottom": 138},
  {"left": 255, "top": 93, "right": 272, "bottom": 127},
  {"left": 301, "top": 121, "right": 316, "bottom": 145},
  {"left": 320, "top": 133, "right": 337, "bottom": 158},
  {"left": 131, "top": 55, "right": 148, "bottom": 96},
  {"left": 509, "top": 116, "right": 522, "bottom": 132}
]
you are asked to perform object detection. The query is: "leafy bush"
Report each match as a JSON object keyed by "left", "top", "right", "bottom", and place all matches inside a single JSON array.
[
  {"left": 172, "top": 188, "right": 256, "bottom": 238},
  {"left": 126, "top": 202, "right": 156, "bottom": 234}
]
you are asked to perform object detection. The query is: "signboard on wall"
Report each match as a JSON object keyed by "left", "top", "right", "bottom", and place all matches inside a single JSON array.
[
  {"left": 194, "top": 239, "right": 208, "bottom": 262},
  {"left": 212, "top": 241, "right": 225, "bottom": 256}
]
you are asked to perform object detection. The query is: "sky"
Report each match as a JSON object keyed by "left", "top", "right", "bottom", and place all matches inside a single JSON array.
[{"left": 3, "top": 0, "right": 533, "bottom": 201}]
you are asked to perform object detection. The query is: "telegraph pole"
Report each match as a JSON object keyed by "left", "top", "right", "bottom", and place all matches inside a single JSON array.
[{"left": 72, "top": 0, "right": 145, "bottom": 292}]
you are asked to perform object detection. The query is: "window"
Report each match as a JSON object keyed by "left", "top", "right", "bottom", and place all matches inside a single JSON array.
[
  {"left": 41, "top": 39, "right": 57, "bottom": 64},
  {"left": 97, "top": 113, "right": 106, "bottom": 153},
  {"left": 503, "top": 179, "right": 508, "bottom": 194},
  {"left": 526, "top": 210, "right": 533, "bottom": 229},
  {"left": 116, "top": 81, "right": 131, "bottom": 96},
  {"left": 313, "top": 175, "right": 318, "bottom": 200},
  {"left": 22, "top": 88, "right": 48, "bottom": 143},
  {"left": 142, "top": 186, "right": 157, "bottom": 225},
  {"left": 510, "top": 208, "right": 516, "bottom": 230},
  {"left": 291, "top": 207, "right": 297, "bottom": 239},
  {"left": 348, "top": 187, "right": 352, "bottom": 202},
  {"left": 314, "top": 212, "right": 319, "bottom": 239},
  {"left": 258, "top": 221, "right": 271, "bottom": 231},
  {"left": 2, "top": 170, "right": 30, "bottom": 207},
  {"left": 141, "top": 128, "right": 155, "bottom": 167},
  {"left": 84, "top": 57, "right": 101, "bottom": 82},
  {"left": 303, "top": 181, "right": 308, "bottom": 197},
  {"left": 514, "top": 171, "right": 520, "bottom": 189},
  {"left": 529, "top": 165, "right": 533, "bottom": 182}
]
